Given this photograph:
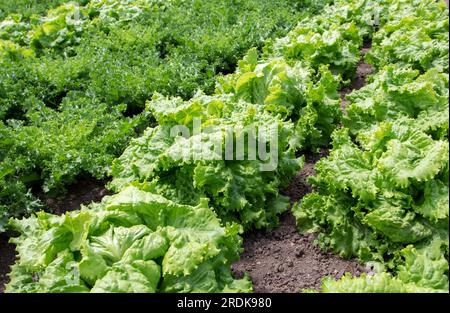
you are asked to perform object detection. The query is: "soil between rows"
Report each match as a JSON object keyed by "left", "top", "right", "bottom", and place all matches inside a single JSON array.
[
  {"left": 231, "top": 153, "right": 366, "bottom": 293},
  {"left": 0, "top": 232, "right": 15, "bottom": 293},
  {"left": 34, "top": 178, "right": 113, "bottom": 215},
  {"left": 231, "top": 48, "right": 374, "bottom": 293},
  {"left": 340, "top": 42, "right": 373, "bottom": 109}
]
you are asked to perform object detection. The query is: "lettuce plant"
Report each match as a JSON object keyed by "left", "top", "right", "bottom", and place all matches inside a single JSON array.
[{"left": 6, "top": 185, "right": 251, "bottom": 293}]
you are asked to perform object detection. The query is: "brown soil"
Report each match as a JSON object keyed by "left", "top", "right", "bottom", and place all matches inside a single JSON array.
[
  {"left": 0, "top": 231, "right": 16, "bottom": 293},
  {"left": 232, "top": 153, "right": 365, "bottom": 293},
  {"left": 232, "top": 213, "right": 365, "bottom": 293},
  {"left": 36, "top": 178, "right": 112, "bottom": 215},
  {"left": 282, "top": 150, "right": 328, "bottom": 203},
  {"left": 0, "top": 178, "right": 111, "bottom": 292},
  {"left": 340, "top": 42, "right": 374, "bottom": 109}
]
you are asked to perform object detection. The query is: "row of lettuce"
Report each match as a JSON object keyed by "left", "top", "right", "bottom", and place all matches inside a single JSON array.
[
  {"left": 4, "top": 0, "right": 448, "bottom": 293},
  {"left": 0, "top": 0, "right": 333, "bottom": 231},
  {"left": 3, "top": 0, "right": 370, "bottom": 292},
  {"left": 294, "top": 0, "right": 449, "bottom": 292}
]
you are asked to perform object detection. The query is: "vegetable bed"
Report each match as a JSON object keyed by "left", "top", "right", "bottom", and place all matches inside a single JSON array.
[{"left": 0, "top": 0, "right": 448, "bottom": 293}]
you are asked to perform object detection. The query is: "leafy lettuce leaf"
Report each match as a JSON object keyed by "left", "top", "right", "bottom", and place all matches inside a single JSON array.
[
  {"left": 367, "top": 0, "right": 449, "bottom": 72},
  {"left": 294, "top": 118, "right": 449, "bottom": 288},
  {"left": 320, "top": 272, "right": 447, "bottom": 293},
  {"left": 110, "top": 95, "right": 303, "bottom": 230},
  {"left": 6, "top": 186, "right": 251, "bottom": 293}
]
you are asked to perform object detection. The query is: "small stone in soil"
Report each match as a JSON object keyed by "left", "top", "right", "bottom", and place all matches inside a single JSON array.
[{"left": 295, "top": 249, "right": 304, "bottom": 258}]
